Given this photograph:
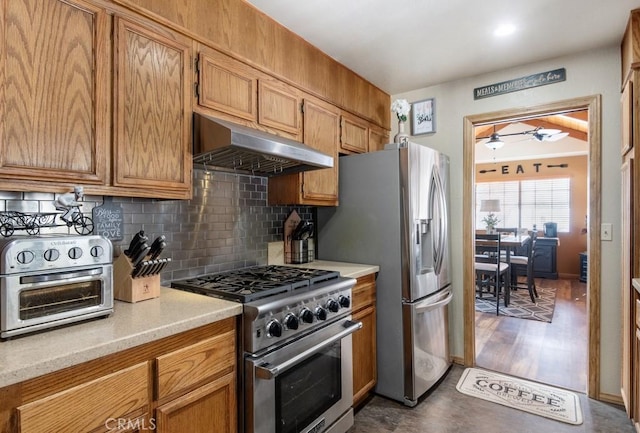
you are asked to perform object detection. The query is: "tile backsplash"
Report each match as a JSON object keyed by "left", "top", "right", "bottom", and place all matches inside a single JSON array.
[{"left": 0, "top": 169, "right": 314, "bottom": 285}]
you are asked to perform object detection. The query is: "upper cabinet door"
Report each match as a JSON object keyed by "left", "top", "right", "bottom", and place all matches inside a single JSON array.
[
  {"left": 197, "top": 47, "right": 258, "bottom": 122},
  {"left": 258, "top": 79, "right": 302, "bottom": 139},
  {"left": 113, "top": 17, "right": 192, "bottom": 197},
  {"left": 300, "top": 98, "right": 339, "bottom": 204},
  {"left": 340, "top": 112, "right": 369, "bottom": 154},
  {"left": 0, "top": 0, "right": 109, "bottom": 183}
]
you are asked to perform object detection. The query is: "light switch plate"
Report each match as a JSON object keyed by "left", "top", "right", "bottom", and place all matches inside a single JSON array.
[{"left": 601, "top": 223, "right": 612, "bottom": 241}]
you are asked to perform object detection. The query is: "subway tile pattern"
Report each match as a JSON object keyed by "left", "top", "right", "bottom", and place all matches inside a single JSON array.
[{"left": 0, "top": 169, "right": 313, "bottom": 285}]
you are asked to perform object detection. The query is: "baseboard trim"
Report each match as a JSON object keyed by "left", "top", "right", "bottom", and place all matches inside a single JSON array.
[
  {"left": 451, "top": 355, "right": 465, "bottom": 365},
  {"left": 599, "top": 392, "right": 624, "bottom": 406}
]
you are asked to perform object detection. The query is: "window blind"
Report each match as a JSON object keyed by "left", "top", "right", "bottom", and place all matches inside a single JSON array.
[{"left": 475, "top": 178, "right": 571, "bottom": 232}]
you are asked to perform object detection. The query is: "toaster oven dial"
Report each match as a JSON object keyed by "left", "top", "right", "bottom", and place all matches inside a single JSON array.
[
  {"left": 90, "top": 246, "right": 104, "bottom": 258},
  {"left": 43, "top": 249, "right": 59, "bottom": 262},
  {"left": 16, "top": 250, "right": 35, "bottom": 264},
  {"left": 68, "top": 247, "right": 83, "bottom": 260}
]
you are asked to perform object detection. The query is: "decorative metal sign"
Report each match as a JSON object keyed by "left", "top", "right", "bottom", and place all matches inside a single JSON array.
[{"left": 474, "top": 68, "right": 566, "bottom": 100}]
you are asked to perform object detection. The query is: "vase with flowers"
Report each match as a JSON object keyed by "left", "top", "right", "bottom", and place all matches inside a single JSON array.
[{"left": 391, "top": 99, "right": 411, "bottom": 144}]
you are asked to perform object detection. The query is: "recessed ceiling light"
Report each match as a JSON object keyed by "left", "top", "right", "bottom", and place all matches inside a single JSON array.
[{"left": 494, "top": 24, "right": 516, "bottom": 37}]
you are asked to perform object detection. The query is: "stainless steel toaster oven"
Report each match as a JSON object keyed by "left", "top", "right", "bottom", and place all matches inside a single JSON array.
[{"left": 0, "top": 235, "right": 113, "bottom": 339}]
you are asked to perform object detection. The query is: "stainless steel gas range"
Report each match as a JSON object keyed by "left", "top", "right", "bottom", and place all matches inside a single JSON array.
[{"left": 172, "top": 265, "right": 360, "bottom": 433}]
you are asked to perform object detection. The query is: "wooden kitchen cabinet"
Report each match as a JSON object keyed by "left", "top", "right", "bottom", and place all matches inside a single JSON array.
[
  {"left": 196, "top": 46, "right": 258, "bottom": 122},
  {"left": 113, "top": 16, "right": 192, "bottom": 196},
  {"left": 196, "top": 45, "right": 302, "bottom": 141},
  {"left": 16, "top": 362, "right": 149, "bottom": 433},
  {"left": 155, "top": 326, "right": 237, "bottom": 433},
  {"left": 0, "top": 0, "right": 109, "bottom": 185},
  {"left": 268, "top": 96, "right": 340, "bottom": 206},
  {"left": 0, "top": 319, "right": 237, "bottom": 433},
  {"left": 258, "top": 79, "right": 303, "bottom": 140},
  {"left": 351, "top": 273, "right": 377, "bottom": 407},
  {"left": 340, "top": 112, "right": 369, "bottom": 154},
  {"left": 155, "top": 371, "right": 236, "bottom": 433},
  {"left": 369, "top": 124, "right": 391, "bottom": 152}
]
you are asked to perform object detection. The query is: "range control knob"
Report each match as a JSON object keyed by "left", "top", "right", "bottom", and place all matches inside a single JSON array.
[
  {"left": 315, "top": 306, "right": 327, "bottom": 321},
  {"left": 90, "top": 246, "right": 104, "bottom": 258},
  {"left": 299, "top": 308, "right": 314, "bottom": 324},
  {"left": 43, "top": 248, "right": 60, "bottom": 262},
  {"left": 326, "top": 298, "right": 339, "bottom": 313},
  {"left": 266, "top": 319, "right": 283, "bottom": 338},
  {"left": 68, "top": 247, "right": 83, "bottom": 260},
  {"left": 16, "top": 250, "right": 35, "bottom": 265},
  {"left": 284, "top": 313, "right": 299, "bottom": 330},
  {"left": 338, "top": 295, "right": 351, "bottom": 309}
]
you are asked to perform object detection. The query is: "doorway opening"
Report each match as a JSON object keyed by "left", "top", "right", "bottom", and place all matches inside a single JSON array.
[{"left": 462, "top": 95, "right": 602, "bottom": 398}]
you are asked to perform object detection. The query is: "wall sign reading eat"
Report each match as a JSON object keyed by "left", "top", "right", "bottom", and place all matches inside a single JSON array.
[{"left": 479, "top": 162, "right": 568, "bottom": 175}]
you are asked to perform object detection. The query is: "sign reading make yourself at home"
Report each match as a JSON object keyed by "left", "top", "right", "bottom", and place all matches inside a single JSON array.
[{"left": 473, "top": 68, "right": 566, "bottom": 100}]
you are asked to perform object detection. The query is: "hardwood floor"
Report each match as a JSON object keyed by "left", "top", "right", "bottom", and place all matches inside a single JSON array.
[{"left": 475, "top": 277, "right": 587, "bottom": 391}]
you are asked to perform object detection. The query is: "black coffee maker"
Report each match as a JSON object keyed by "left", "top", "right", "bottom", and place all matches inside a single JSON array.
[{"left": 543, "top": 222, "right": 557, "bottom": 237}]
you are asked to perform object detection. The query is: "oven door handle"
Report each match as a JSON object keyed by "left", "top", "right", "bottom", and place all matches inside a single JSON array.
[
  {"left": 20, "top": 267, "right": 103, "bottom": 284},
  {"left": 255, "top": 319, "right": 363, "bottom": 380}
]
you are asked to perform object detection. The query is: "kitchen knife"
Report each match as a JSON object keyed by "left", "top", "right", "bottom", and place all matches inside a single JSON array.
[
  {"left": 155, "top": 257, "right": 171, "bottom": 274},
  {"left": 128, "top": 235, "right": 149, "bottom": 261},
  {"left": 149, "top": 235, "right": 166, "bottom": 260},
  {"left": 124, "top": 230, "right": 145, "bottom": 257},
  {"left": 131, "top": 260, "right": 150, "bottom": 278},
  {"left": 131, "top": 245, "right": 150, "bottom": 269},
  {"left": 143, "top": 260, "right": 159, "bottom": 277}
]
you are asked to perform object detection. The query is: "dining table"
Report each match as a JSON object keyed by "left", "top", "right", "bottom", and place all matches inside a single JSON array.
[{"left": 476, "top": 233, "right": 531, "bottom": 297}]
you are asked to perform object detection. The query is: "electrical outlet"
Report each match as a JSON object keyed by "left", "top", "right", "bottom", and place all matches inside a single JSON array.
[{"left": 601, "top": 223, "right": 612, "bottom": 241}]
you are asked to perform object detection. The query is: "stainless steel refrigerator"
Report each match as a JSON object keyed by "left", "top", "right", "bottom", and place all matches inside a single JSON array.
[{"left": 317, "top": 141, "right": 452, "bottom": 407}]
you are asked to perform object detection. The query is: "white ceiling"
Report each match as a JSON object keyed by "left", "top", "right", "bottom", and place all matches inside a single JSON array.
[{"left": 245, "top": 0, "right": 640, "bottom": 94}]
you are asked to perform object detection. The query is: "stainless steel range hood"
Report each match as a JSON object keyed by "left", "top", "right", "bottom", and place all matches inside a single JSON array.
[{"left": 193, "top": 113, "right": 333, "bottom": 176}]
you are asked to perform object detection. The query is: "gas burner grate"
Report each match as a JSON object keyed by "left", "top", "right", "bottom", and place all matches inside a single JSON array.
[{"left": 171, "top": 265, "right": 340, "bottom": 302}]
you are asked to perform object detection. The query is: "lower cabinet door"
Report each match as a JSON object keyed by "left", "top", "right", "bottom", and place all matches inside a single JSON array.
[
  {"left": 352, "top": 304, "right": 377, "bottom": 406},
  {"left": 155, "top": 371, "right": 236, "bottom": 433}
]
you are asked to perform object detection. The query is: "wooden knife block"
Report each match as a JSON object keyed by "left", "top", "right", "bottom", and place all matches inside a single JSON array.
[{"left": 113, "top": 254, "right": 160, "bottom": 303}]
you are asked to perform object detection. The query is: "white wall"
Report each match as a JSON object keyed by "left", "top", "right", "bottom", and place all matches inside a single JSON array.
[{"left": 392, "top": 46, "right": 622, "bottom": 395}]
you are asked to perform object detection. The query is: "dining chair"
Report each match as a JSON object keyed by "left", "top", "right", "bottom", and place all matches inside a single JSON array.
[
  {"left": 475, "top": 233, "right": 510, "bottom": 315},
  {"left": 509, "top": 231, "right": 538, "bottom": 303}
]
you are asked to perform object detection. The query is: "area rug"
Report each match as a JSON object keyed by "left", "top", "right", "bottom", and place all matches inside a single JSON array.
[
  {"left": 475, "top": 286, "right": 557, "bottom": 322},
  {"left": 456, "top": 368, "right": 583, "bottom": 425}
]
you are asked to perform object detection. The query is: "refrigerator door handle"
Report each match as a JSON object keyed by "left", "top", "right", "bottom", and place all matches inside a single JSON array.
[
  {"left": 414, "top": 290, "right": 453, "bottom": 313},
  {"left": 431, "top": 169, "right": 448, "bottom": 275}
]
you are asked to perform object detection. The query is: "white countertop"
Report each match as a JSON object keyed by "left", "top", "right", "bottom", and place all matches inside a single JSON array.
[
  {"left": 267, "top": 241, "right": 379, "bottom": 279},
  {"left": 0, "top": 287, "right": 242, "bottom": 388}
]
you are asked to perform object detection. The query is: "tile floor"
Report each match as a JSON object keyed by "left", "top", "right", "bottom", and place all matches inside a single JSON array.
[{"left": 348, "top": 365, "right": 635, "bottom": 433}]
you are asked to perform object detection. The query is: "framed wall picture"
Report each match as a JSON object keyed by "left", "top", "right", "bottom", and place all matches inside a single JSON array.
[{"left": 411, "top": 98, "right": 435, "bottom": 135}]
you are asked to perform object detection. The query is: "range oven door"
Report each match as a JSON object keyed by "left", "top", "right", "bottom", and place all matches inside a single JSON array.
[{"left": 245, "top": 317, "right": 362, "bottom": 433}]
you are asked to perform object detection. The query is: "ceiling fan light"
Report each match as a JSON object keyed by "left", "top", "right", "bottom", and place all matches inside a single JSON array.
[{"left": 485, "top": 133, "right": 504, "bottom": 150}]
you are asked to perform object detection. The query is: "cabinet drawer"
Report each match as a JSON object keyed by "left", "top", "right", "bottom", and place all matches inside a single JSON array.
[
  {"left": 636, "top": 299, "right": 640, "bottom": 329},
  {"left": 16, "top": 362, "right": 149, "bottom": 433},
  {"left": 352, "top": 273, "right": 377, "bottom": 312},
  {"left": 156, "top": 329, "right": 236, "bottom": 400}
]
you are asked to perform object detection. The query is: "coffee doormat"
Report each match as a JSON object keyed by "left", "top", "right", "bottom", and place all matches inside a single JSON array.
[{"left": 456, "top": 368, "right": 583, "bottom": 425}]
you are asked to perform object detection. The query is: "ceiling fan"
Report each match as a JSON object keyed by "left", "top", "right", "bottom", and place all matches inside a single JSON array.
[{"left": 477, "top": 126, "right": 569, "bottom": 150}]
